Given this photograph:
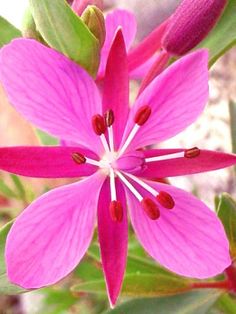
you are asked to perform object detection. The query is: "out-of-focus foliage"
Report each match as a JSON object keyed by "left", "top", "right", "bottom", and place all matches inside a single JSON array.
[
  {"left": 0, "top": 221, "right": 26, "bottom": 294},
  {"left": 0, "top": 17, "right": 21, "bottom": 48},
  {"left": 103, "top": 290, "right": 222, "bottom": 314},
  {"left": 198, "top": 0, "right": 236, "bottom": 66},
  {"left": 217, "top": 193, "right": 236, "bottom": 259}
]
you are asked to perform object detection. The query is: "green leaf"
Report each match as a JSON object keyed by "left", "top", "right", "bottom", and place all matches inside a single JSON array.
[
  {"left": 36, "top": 129, "right": 59, "bottom": 146},
  {"left": 0, "top": 179, "right": 18, "bottom": 199},
  {"left": 217, "top": 193, "right": 236, "bottom": 259},
  {"left": 198, "top": 0, "right": 236, "bottom": 66},
  {"left": 29, "top": 0, "right": 100, "bottom": 76},
  {"left": 215, "top": 293, "right": 236, "bottom": 314},
  {"left": 103, "top": 290, "right": 222, "bottom": 314},
  {"left": 88, "top": 243, "right": 182, "bottom": 279},
  {"left": 71, "top": 273, "right": 192, "bottom": 297},
  {"left": 10, "top": 175, "right": 26, "bottom": 201},
  {"left": 0, "top": 16, "right": 21, "bottom": 47},
  {"left": 229, "top": 100, "right": 236, "bottom": 154},
  {"left": 0, "top": 221, "right": 26, "bottom": 294}
]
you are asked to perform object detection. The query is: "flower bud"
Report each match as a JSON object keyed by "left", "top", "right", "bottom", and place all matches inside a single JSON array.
[
  {"left": 81, "top": 5, "right": 105, "bottom": 47},
  {"left": 71, "top": 0, "right": 103, "bottom": 16},
  {"left": 162, "top": 0, "right": 227, "bottom": 56},
  {"left": 22, "top": 7, "right": 45, "bottom": 43}
]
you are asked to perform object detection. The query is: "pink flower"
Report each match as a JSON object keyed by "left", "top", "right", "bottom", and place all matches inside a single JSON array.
[{"left": 0, "top": 31, "right": 234, "bottom": 306}]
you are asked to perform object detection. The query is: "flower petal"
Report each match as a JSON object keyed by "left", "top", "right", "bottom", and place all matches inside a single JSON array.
[
  {"left": 0, "top": 39, "right": 103, "bottom": 155},
  {"left": 98, "top": 9, "right": 137, "bottom": 78},
  {"left": 0, "top": 146, "right": 98, "bottom": 178},
  {"left": 103, "top": 29, "right": 129, "bottom": 148},
  {"left": 128, "top": 18, "right": 169, "bottom": 73},
  {"left": 126, "top": 180, "right": 230, "bottom": 278},
  {"left": 98, "top": 179, "right": 128, "bottom": 306},
  {"left": 6, "top": 172, "right": 105, "bottom": 288},
  {"left": 121, "top": 50, "right": 209, "bottom": 151},
  {"left": 141, "top": 149, "right": 236, "bottom": 178}
]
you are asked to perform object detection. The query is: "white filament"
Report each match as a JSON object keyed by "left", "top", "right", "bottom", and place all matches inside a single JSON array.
[
  {"left": 116, "top": 171, "right": 143, "bottom": 202},
  {"left": 145, "top": 151, "right": 184, "bottom": 163},
  {"left": 118, "top": 124, "right": 140, "bottom": 157},
  {"left": 109, "top": 168, "right": 117, "bottom": 201},
  {"left": 124, "top": 172, "right": 159, "bottom": 197}
]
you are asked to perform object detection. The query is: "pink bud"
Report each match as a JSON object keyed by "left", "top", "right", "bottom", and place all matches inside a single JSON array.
[
  {"left": 71, "top": 0, "right": 103, "bottom": 16},
  {"left": 162, "top": 0, "right": 227, "bottom": 56}
]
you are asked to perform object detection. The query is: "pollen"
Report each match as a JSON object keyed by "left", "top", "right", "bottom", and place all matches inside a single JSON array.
[
  {"left": 156, "top": 191, "right": 175, "bottom": 209},
  {"left": 184, "top": 147, "right": 200, "bottom": 158},
  {"left": 104, "top": 109, "right": 115, "bottom": 127},
  {"left": 72, "top": 152, "right": 86, "bottom": 164},
  {"left": 92, "top": 114, "right": 106, "bottom": 135},
  {"left": 109, "top": 200, "right": 123, "bottom": 222},
  {"left": 141, "top": 197, "right": 160, "bottom": 220},
  {"left": 134, "top": 105, "right": 152, "bottom": 126}
]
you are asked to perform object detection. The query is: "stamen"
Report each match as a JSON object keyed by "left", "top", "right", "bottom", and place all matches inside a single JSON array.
[
  {"left": 104, "top": 110, "right": 114, "bottom": 127},
  {"left": 109, "top": 168, "right": 123, "bottom": 222},
  {"left": 118, "top": 105, "right": 151, "bottom": 157},
  {"left": 184, "top": 147, "right": 200, "bottom": 158},
  {"left": 124, "top": 172, "right": 175, "bottom": 209},
  {"left": 145, "top": 151, "right": 185, "bottom": 163},
  {"left": 72, "top": 153, "right": 101, "bottom": 167},
  {"left": 104, "top": 110, "right": 115, "bottom": 153},
  {"left": 141, "top": 197, "right": 160, "bottom": 220},
  {"left": 109, "top": 168, "right": 117, "bottom": 200},
  {"left": 72, "top": 152, "right": 86, "bottom": 164},
  {"left": 118, "top": 124, "right": 140, "bottom": 157},
  {"left": 92, "top": 114, "right": 106, "bottom": 135},
  {"left": 156, "top": 191, "right": 175, "bottom": 209},
  {"left": 100, "top": 134, "right": 111, "bottom": 154},
  {"left": 116, "top": 171, "right": 160, "bottom": 220},
  {"left": 124, "top": 172, "right": 158, "bottom": 197},
  {"left": 116, "top": 171, "right": 143, "bottom": 201},
  {"left": 109, "top": 200, "right": 123, "bottom": 222},
  {"left": 134, "top": 105, "right": 152, "bottom": 126}
]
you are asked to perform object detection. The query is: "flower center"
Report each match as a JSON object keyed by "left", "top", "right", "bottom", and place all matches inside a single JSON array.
[{"left": 71, "top": 107, "right": 201, "bottom": 223}]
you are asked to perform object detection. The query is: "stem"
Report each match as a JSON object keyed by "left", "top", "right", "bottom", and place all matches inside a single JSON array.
[{"left": 192, "top": 280, "right": 230, "bottom": 290}]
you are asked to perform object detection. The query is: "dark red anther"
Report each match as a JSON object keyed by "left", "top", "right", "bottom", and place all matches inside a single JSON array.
[
  {"left": 134, "top": 105, "right": 152, "bottom": 126},
  {"left": 109, "top": 200, "right": 123, "bottom": 222},
  {"left": 184, "top": 147, "right": 200, "bottom": 158},
  {"left": 72, "top": 152, "right": 86, "bottom": 164},
  {"left": 156, "top": 191, "right": 175, "bottom": 209},
  {"left": 92, "top": 114, "right": 106, "bottom": 135},
  {"left": 104, "top": 109, "right": 115, "bottom": 127},
  {"left": 141, "top": 197, "right": 160, "bottom": 220}
]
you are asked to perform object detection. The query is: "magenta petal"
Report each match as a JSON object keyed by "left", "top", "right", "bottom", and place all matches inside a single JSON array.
[
  {"left": 0, "top": 146, "right": 98, "bottom": 178},
  {"left": 103, "top": 29, "right": 129, "bottom": 148},
  {"left": 6, "top": 172, "right": 105, "bottom": 288},
  {"left": 128, "top": 18, "right": 169, "bottom": 73},
  {"left": 98, "top": 179, "right": 128, "bottom": 306},
  {"left": 98, "top": 9, "right": 137, "bottom": 78},
  {"left": 126, "top": 180, "right": 230, "bottom": 278},
  {"left": 121, "top": 50, "right": 209, "bottom": 151},
  {"left": 141, "top": 149, "right": 236, "bottom": 178},
  {"left": 0, "top": 39, "right": 103, "bottom": 154}
]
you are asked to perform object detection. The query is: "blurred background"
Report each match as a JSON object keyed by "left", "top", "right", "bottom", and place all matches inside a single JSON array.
[{"left": 0, "top": 0, "right": 236, "bottom": 313}]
